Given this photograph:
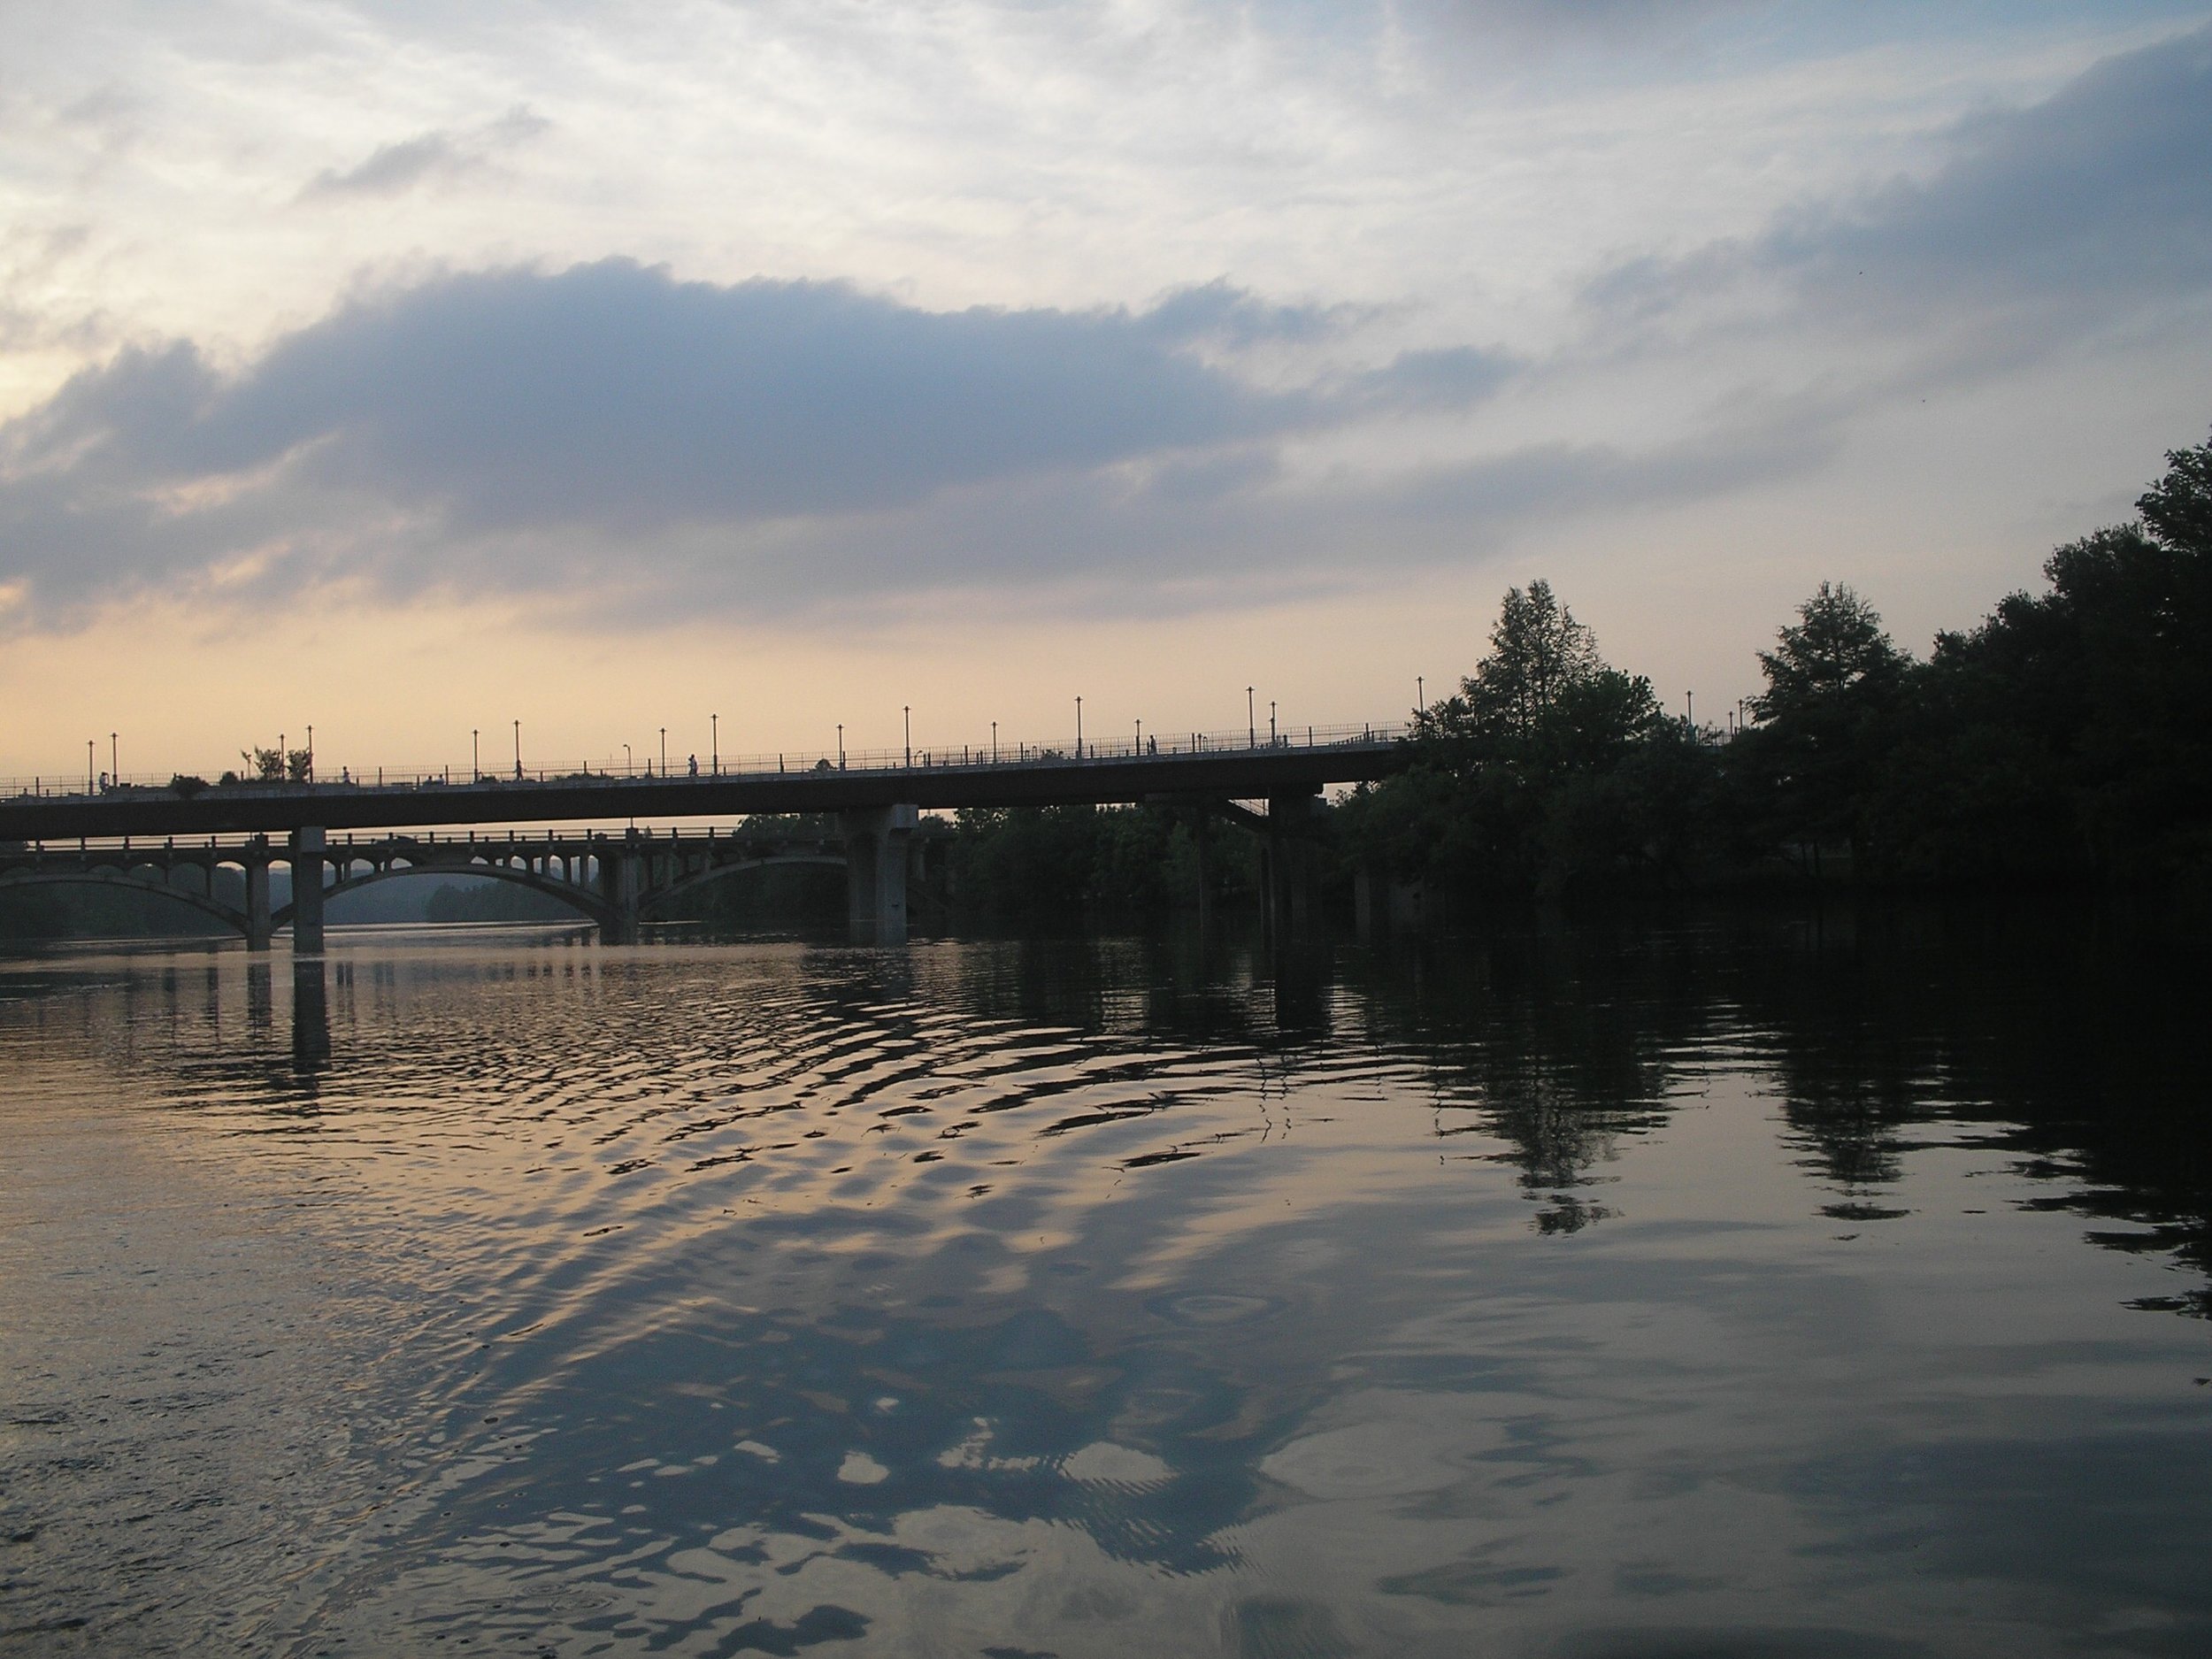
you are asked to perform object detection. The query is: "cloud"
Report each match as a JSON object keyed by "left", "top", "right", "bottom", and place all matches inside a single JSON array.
[
  {"left": 0, "top": 260, "right": 1517, "bottom": 626},
  {"left": 300, "top": 106, "right": 549, "bottom": 201},
  {"left": 1589, "top": 24, "right": 2212, "bottom": 338}
]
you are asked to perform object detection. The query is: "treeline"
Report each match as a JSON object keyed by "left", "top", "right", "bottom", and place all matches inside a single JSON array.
[{"left": 946, "top": 432, "right": 2212, "bottom": 918}]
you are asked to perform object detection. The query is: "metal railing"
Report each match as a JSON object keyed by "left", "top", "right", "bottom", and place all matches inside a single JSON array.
[
  {"left": 0, "top": 824, "right": 867, "bottom": 858},
  {"left": 1, "top": 719, "right": 1409, "bottom": 803}
]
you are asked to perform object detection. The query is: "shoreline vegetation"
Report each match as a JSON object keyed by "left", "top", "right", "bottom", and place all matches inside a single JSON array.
[
  {"left": 942, "top": 429, "right": 2212, "bottom": 923},
  {"left": 5, "top": 432, "right": 2207, "bottom": 941}
]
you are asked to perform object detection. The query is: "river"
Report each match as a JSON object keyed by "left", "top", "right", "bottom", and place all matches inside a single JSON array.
[{"left": 2, "top": 905, "right": 2208, "bottom": 1656}]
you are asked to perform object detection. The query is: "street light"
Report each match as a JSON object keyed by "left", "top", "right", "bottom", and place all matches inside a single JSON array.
[
  {"left": 1075, "top": 695, "right": 1083, "bottom": 759},
  {"left": 1417, "top": 674, "right": 1425, "bottom": 709},
  {"left": 1135, "top": 718, "right": 1141, "bottom": 754},
  {"left": 1269, "top": 701, "right": 1277, "bottom": 746},
  {"left": 991, "top": 720, "right": 998, "bottom": 764},
  {"left": 1247, "top": 687, "right": 1256, "bottom": 749},
  {"left": 623, "top": 742, "right": 632, "bottom": 774},
  {"left": 837, "top": 724, "right": 845, "bottom": 769},
  {"left": 472, "top": 728, "right": 480, "bottom": 781},
  {"left": 659, "top": 726, "right": 667, "bottom": 776},
  {"left": 711, "top": 713, "right": 718, "bottom": 776},
  {"left": 87, "top": 738, "right": 94, "bottom": 794},
  {"left": 111, "top": 732, "right": 118, "bottom": 787},
  {"left": 904, "top": 705, "right": 911, "bottom": 767},
  {"left": 305, "top": 725, "right": 313, "bottom": 783},
  {"left": 512, "top": 718, "right": 521, "bottom": 780}
]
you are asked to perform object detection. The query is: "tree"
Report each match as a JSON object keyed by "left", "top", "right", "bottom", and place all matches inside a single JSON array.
[
  {"left": 1893, "top": 432, "right": 2212, "bottom": 877},
  {"left": 1463, "top": 579, "right": 1605, "bottom": 742},
  {"left": 1751, "top": 582, "right": 1908, "bottom": 725},
  {"left": 1741, "top": 582, "right": 1910, "bottom": 872},
  {"left": 1344, "top": 578, "right": 1715, "bottom": 900}
]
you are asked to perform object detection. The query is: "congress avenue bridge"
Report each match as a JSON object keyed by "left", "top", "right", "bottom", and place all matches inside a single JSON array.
[{"left": 0, "top": 723, "right": 1408, "bottom": 949}]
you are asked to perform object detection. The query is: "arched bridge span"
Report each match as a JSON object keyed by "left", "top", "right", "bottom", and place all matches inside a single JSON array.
[{"left": 0, "top": 824, "right": 926, "bottom": 949}]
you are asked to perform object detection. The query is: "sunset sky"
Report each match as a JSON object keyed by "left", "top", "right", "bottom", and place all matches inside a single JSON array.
[{"left": 4, "top": 1, "right": 2209, "bottom": 782}]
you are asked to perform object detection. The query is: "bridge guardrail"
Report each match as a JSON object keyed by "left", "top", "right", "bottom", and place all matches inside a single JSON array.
[{"left": 1, "top": 719, "right": 1412, "bottom": 803}]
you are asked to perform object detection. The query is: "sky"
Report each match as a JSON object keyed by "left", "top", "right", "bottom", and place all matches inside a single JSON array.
[{"left": 4, "top": 0, "right": 2210, "bottom": 782}]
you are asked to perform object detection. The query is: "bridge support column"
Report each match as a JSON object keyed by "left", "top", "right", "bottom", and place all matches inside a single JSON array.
[
  {"left": 245, "top": 849, "right": 273, "bottom": 951},
  {"left": 594, "top": 832, "right": 644, "bottom": 944},
  {"left": 289, "top": 826, "right": 326, "bottom": 955},
  {"left": 1193, "top": 812, "right": 1214, "bottom": 933},
  {"left": 841, "top": 804, "right": 917, "bottom": 944},
  {"left": 1263, "top": 794, "right": 1322, "bottom": 943}
]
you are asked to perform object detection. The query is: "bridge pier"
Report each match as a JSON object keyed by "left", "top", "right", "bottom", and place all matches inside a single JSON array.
[
  {"left": 289, "top": 826, "right": 326, "bottom": 955},
  {"left": 594, "top": 833, "right": 644, "bottom": 944},
  {"left": 1263, "top": 793, "right": 1323, "bottom": 943},
  {"left": 245, "top": 847, "right": 273, "bottom": 951},
  {"left": 841, "top": 804, "right": 917, "bottom": 944}
]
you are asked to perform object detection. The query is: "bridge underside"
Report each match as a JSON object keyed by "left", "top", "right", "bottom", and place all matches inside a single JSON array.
[
  {"left": 0, "top": 824, "right": 930, "bottom": 950},
  {"left": 3, "top": 787, "right": 1342, "bottom": 951}
]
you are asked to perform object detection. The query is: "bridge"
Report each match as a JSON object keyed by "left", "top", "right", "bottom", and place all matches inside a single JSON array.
[{"left": 0, "top": 724, "right": 1407, "bottom": 948}]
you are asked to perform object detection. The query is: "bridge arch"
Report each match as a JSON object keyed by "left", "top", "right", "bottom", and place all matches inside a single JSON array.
[
  {"left": 0, "top": 870, "right": 253, "bottom": 937},
  {"left": 273, "top": 859, "right": 617, "bottom": 932}
]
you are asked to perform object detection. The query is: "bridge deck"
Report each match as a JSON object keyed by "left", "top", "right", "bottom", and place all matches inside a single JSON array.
[{"left": 0, "top": 738, "right": 1406, "bottom": 842}]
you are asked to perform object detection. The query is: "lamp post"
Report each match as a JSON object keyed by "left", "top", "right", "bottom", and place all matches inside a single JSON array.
[
  {"left": 1247, "top": 687, "right": 1256, "bottom": 749},
  {"left": 1269, "top": 701, "right": 1276, "bottom": 746},
  {"left": 711, "top": 713, "right": 718, "bottom": 775},
  {"left": 623, "top": 742, "right": 632, "bottom": 774},
  {"left": 659, "top": 726, "right": 667, "bottom": 776},
  {"left": 110, "top": 732, "right": 118, "bottom": 787},
  {"left": 1417, "top": 675, "right": 1425, "bottom": 709},
  {"left": 1075, "top": 696, "right": 1083, "bottom": 759},
  {"left": 1135, "top": 718, "right": 1141, "bottom": 754},
  {"left": 837, "top": 724, "right": 844, "bottom": 769},
  {"left": 991, "top": 721, "right": 998, "bottom": 764},
  {"left": 472, "top": 728, "right": 480, "bottom": 781},
  {"left": 1686, "top": 690, "right": 1694, "bottom": 730},
  {"left": 512, "top": 718, "right": 521, "bottom": 780},
  {"left": 904, "top": 705, "right": 911, "bottom": 767},
  {"left": 305, "top": 725, "right": 313, "bottom": 783},
  {"left": 87, "top": 738, "right": 94, "bottom": 794}
]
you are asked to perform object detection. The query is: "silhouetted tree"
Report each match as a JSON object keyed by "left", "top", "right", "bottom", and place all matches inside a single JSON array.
[
  {"left": 1887, "top": 432, "right": 2212, "bottom": 879},
  {"left": 1738, "top": 582, "right": 1909, "bottom": 873},
  {"left": 1346, "top": 580, "right": 1716, "bottom": 899}
]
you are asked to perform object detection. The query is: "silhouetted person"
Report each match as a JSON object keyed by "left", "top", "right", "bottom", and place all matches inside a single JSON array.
[{"left": 688, "top": 754, "right": 699, "bottom": 777}]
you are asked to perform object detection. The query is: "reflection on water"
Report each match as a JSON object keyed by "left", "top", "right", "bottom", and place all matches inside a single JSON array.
[{"left": 2, "top": 909, "right": 2208, "bottom": 1656}]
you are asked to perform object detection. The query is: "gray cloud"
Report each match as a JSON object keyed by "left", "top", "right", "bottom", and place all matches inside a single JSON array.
[
  {"left": 0, "top": 261, "right": 1516, "bottom": 626},
  {"left": 1589, "top": 24, "right": 2212, "bottom": 336},
  {"left": 300, "top": 107, "right": 549, "bottom": 201},
  {"left": 303, "top": 132, "right": 468, "bottom": 198}
]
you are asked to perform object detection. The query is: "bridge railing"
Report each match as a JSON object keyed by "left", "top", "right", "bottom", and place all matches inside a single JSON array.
[
  {"left": 0, "top": 824, "right": 896, "bottom": 859},
  {"left": 1, "top": 719, "right": 1412, "bottom": 803}
]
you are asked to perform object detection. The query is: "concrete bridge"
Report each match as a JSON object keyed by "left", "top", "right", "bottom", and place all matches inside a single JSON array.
[
  {"left": 1, "top": 728, "right": 1405, "bottom": 948},
  {"left": 0, "top": 818, "right": 948, "bottom": 949}
]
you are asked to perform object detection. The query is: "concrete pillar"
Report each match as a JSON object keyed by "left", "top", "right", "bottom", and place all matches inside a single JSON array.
[
  {"left": 1263, "top": 794, "right": 1321, "bottom": 942},
  {"left": 1193, "top": 812, "right": 1214, "bottom": 933},
  {"left": 289, "top": 826, "right": 326, "bottom": 955},
  {"left": 595, "top": 830, "right": 644, "bottom": 944},
  {"left": 841, "top": 803, "right": 917, "bottom": 944},
  {"left": 245, "top": 847, "right": 273, "bottom": 952}
]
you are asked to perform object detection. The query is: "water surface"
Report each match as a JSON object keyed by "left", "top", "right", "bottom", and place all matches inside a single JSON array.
[{"left": 3, "top": 909, "right": 2208, "bottom": 1656}]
